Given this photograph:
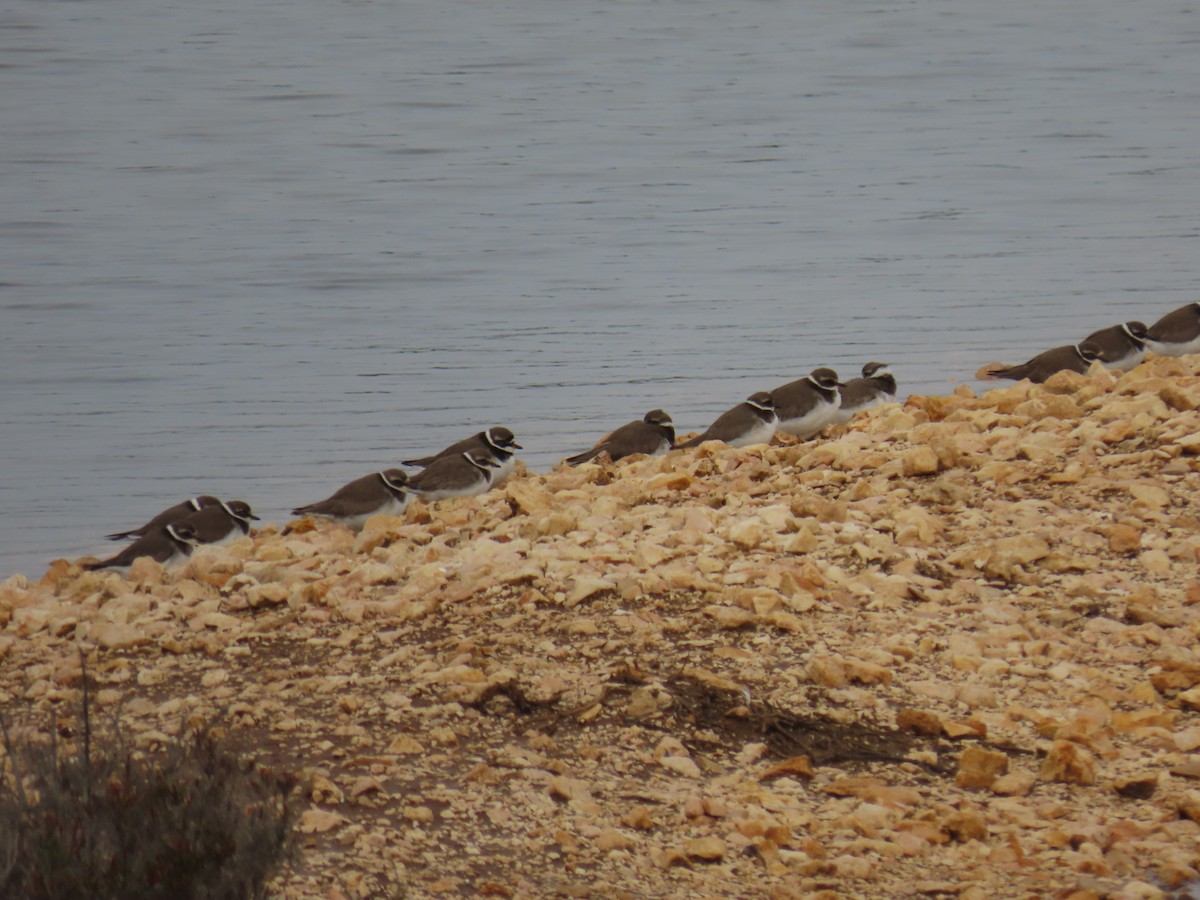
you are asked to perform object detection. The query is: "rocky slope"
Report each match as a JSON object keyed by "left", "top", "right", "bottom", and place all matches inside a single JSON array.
[{"left": 4, "top": 356, "right": 1200, "bottom": 899}]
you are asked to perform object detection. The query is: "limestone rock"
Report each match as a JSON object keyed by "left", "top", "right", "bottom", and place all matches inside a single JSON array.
[
  {"left": 942, "top": 808, "right": 988, "bottom": 842},
  {"left": 901, "top": 446, "right": 941, "bottom": 477},
  {"left": 983, "top": 534, "right": 1052, "bottom": 581},
  {"left": 505, "top": 481, "right": 555, "bottom": 516},
  {"left": 1039, "top": 741, "right": 1097, "bottom": 785},
  {"left": 955, "top": 746, "right": 1010, "bottom": 789},
  {"left": 683, "top": 837, "right": 726, "bottom": 861}
]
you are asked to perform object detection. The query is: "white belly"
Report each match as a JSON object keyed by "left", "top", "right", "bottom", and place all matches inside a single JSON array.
[
  {"left": 777, "top": 400, "right": 838, "bottom": 439},
  {"left": 488, "top": 456, "right": 516, "bottom": 487},
  {"left": 342, "top": 495, "right": 411, "bottom": 531},
  {"left": 831, "top": 392, "right": 895, "bottom": 425},
  {"left": 1145, "top": 336, "right": 1200, "bottom": 358},
  {"left": 415, "top": 475, "right": 490, "bottom": 502},
  {"left": 1104, "top": 348, "right": 1145, "bottom": 372},
  {"left": 115, "top": 547, "right": 189, "bottom": 574},
  {"left": 728, "top": 416, "right": 777, "bottom": 448}
]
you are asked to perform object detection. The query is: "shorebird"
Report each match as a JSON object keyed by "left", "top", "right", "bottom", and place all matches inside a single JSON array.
[
  {"left": 105, "top": 495, "right": 221, "bottom": 541},
  {"left": 403, "top": 426, "right": 521, "bottom": 486},
  {"left": 986, "top": 341, "right": 1104, "bottom": 383},
  {"left": 831, "top": 362, "right": 897, "bottom": 425},
  {"left": 771, "top": 368, "right": 843, "bottom": 439},
  {"left": 179, "top": 499, "right": 259, "bottom": 545},
  {"left": 1145, "top": 302, "right": 1200, "bottom": 357},
  {"left": 677, "top": 392, "right": 777, "bottom": 449},
  {"left": 84, "top": 522, "right": 200, "bottom": 572},
  {"left": 292, "top": 469, "right": 411, "bottom": 530},
  {"left": 407, "top": 450, "right": 500, "bottom": 501},
  {"left": 1083, "top": 321, "right": 1147, "bottom": 372},
  {"left": 566, "top": 409, "right": 675, "bottom": 465}
]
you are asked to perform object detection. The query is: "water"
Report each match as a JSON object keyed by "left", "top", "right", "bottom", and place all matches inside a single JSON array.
[{"left": 3, "top": 0, "right": 1199, "bottom": 579}]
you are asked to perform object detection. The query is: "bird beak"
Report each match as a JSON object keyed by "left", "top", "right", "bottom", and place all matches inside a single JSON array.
[{"left": 510, "top": 441, "right": 523, "bottom": 450}]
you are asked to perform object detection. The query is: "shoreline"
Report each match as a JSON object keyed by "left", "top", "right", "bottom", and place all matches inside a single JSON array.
[{"left": 4, "top": 355, "right": 1200, "bottom": 897}]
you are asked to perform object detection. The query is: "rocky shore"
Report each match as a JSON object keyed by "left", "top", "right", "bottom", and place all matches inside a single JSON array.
[{"left": 4, "top": 356, "right": 1200, "bottom": 899}]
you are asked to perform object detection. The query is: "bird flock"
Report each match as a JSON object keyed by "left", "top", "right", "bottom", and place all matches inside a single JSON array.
[{"left": 82, "top": 300, "right": 1200, "bottom": 572}]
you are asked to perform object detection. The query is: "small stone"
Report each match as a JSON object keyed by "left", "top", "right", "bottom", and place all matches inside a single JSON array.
[
  {"left": 127, "top": 556, "right": 165, "bottom": 585},
  {"left": 991, "top": 772, "right": 1037, "bottom": 797},
  {"left": 759, "top": 755, "right": 815, "bottom": 781},
  {"left": 625, "top": 686, "right": 669, "bottom": 719},
  {"left": 830, "top": 855, "right": 875, "bottom": 878},
  {"left": 807, "top": 655, "right": 847, "bottom": 688},
  {"left": 660, "top": 755, "right": 702, "bottom": 778},
  {"left": 957, "top": 684, "right": 998, "bottom": 709},
  {"left": 983, "top": 535, "right": 1051, "bottom": 582},
  {"left": 896, "top": 709, "right": 944, "bottom": 736},
  {"left": 90, "top": 622, "right": 148, "bottom": 651},
  {"left": 843, "top": 657, "right": 893, "bottom": 685},
  {"left": 955, "top": 746, "right": 1009, "bottom": 789},
  {"left": 1109, "top": 881, "right": 1165, "bottom": 900},
  {"left": 942, "top": 720, "right": 987, "bottom": 740},
  {"left": 1105, "top": 524, "right": 1142, "bottom": 554},
  {"left": 548, "top": 777, "right": 600, "bottom": 814},
  {"left": 901, "top": 446, "right": 941, "bottom": 476},
  {"left": 246, "top": 582, "right": 289, "bottom": 607},
  {"left": 594, "top": 828, "right": 635, "bottom": 852},
  {"left": 727, "top": 519, "right": 766, "bottom": 550},
  {"left": 298, "top": 809, "right": 350, "bottom": 834},
  {"left": 622, "top": 805, "right": 655, "bottom": 830},
  {"left": 848, "top": 802, "right": 894, "bottom": 837},
  {"left": 783, "top": 528, "right": 820, "bottom": 553},
  {"left": 1039, "top": 741, "right": 1097, "bottom": 785},
  {"left": 682, "top": 837, "right": 726, "bottom": 861},
  {"left": 386, "top": 735, "right": 425, "bottom": 755},
  {"left": 566, "top": 576, "right": 614, "bottom": 605},
  {"left": 402, "top": 805, "right": 435, "bottom": 823},
  {"left": 1175, "top": 791, "right": 1200, "bottom": 824},
  {"left": 702, "top": 605, "right": 757, "bottom": 629},
  {"left": 1139, "top": 550, "right": 1173, "bottom": 575},
  {"left": 1113, "top": 774, "right": 1157, "bottom": 799},
  {"left": 505, "top": 481, "right": 554, "bottom": 516},
  {"left": 651, "top": 848, "right": 690, "bottom": 870},
  {"left": 942, "top": 808, "right": 988, "bottom": 842},
  {"left": 1161, "top": 384, "right": 1200, "bottom": 412},
  {"left": 350, "top": 777, "right": 385, "bottom": 799},
  {"left": 1128, "top": 483, "right": 1170, "bottom": 509}
]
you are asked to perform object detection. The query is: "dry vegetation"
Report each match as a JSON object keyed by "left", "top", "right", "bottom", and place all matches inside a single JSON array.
[
  {"left": 0, "top": 679, "right": 297, "bottom": 899},
  {"left": 4, "top": 356, "right": 1200, "bottom": 898}
]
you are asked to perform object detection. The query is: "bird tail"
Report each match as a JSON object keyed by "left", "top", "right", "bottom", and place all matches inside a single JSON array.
[
  {"left": 400, "top": 456, "right": 434, "bottom": 467},
  {"left": 565, "top": 449, "right": 600, "bottom": 466},
  {"left": 104, "top": 530, "right": 140, "bottom": 542}
]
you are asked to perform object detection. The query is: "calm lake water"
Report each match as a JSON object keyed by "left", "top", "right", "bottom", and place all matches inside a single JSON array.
[{"left": 3, "top": 0, "right": 1199, "bottom": 578}]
